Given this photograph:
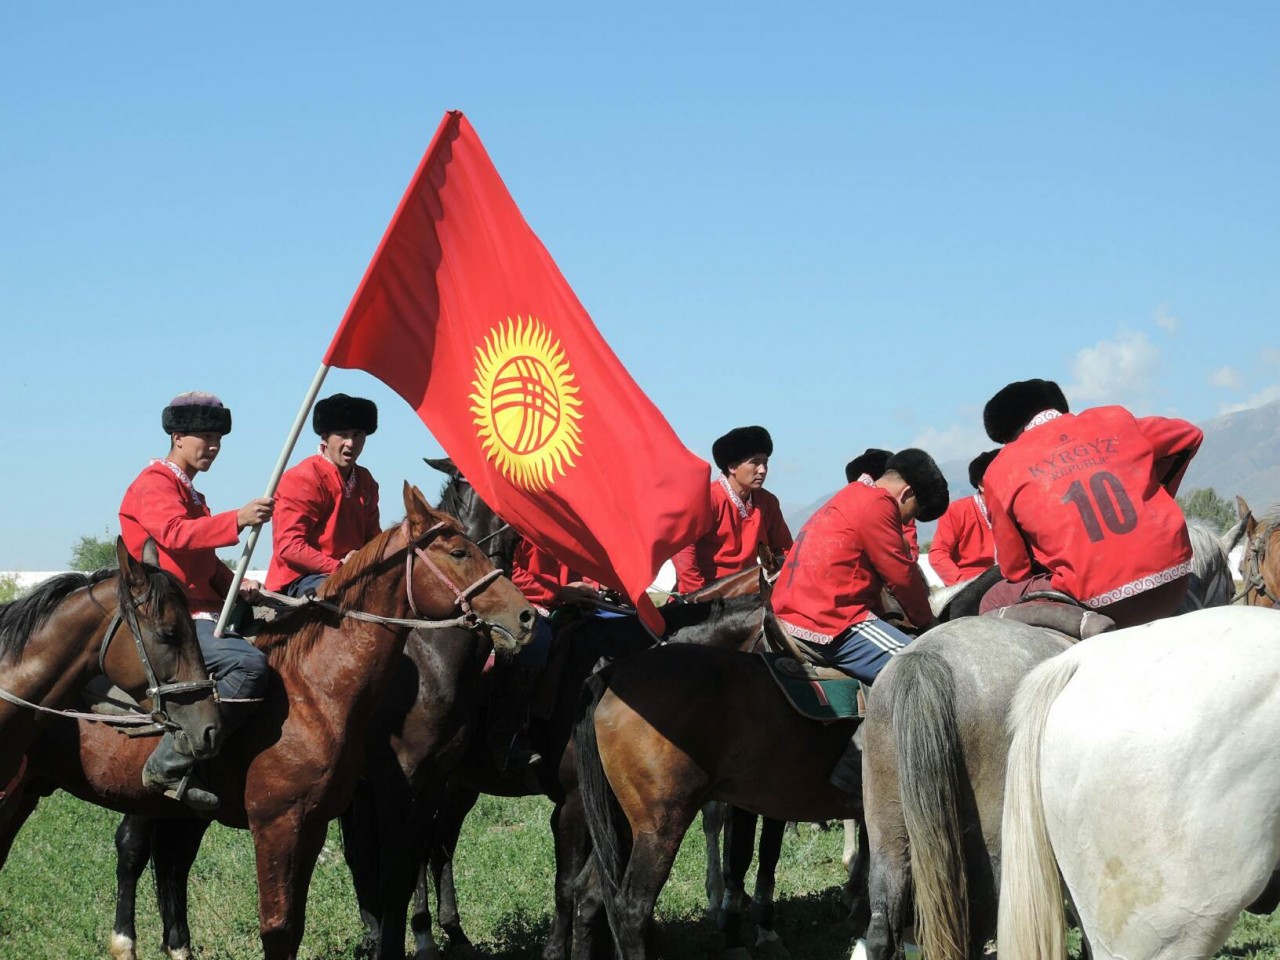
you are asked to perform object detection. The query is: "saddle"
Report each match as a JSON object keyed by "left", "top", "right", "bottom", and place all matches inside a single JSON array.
[
  {"left": 757, "top": 618, "right": 864, "bottom": 722},
  {"left": 987, "top": 592, "right": 1115, "bottom": 643}
]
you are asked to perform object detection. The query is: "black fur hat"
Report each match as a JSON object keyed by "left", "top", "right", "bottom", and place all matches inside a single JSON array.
[
  {"left": 983, "top": 379, "right": 1069, "bottom": 444},
  {"left": 313, "top": 394, "right": 378, "bottom": 436},
  {"left": 712, "top": 426, "right": 773, "bottom": 472},
  {"left": 886, "top": 448, "right": 950, "bottom": 523},
  {"left": 844, "top": 447, "right": 892, "bottom": 484},
  {"left": 162, "top": 392, "right": 232, "bottom": 436},
  {"left": 968, "top": 449, "right": 1000, "bottom": 490}
]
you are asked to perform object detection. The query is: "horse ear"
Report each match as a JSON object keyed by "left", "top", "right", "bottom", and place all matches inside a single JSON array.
[
  {"left": 424, "top": 457, "right": 460, "bottom": 479},
  {"left": 1237, "top": 495, "right": 1253, "bottom": 523},
  {"left": 140, "top": 537, "right": 161, "bottom": 568},
  {"left": 403, "top": 482, "right": 433, "bottom": 539},
  {"left": 758, "top": 567, "right": 773, "bottom": 602},
  {"left": 117, "top": 537, "right": 144, "bottom": 589}
]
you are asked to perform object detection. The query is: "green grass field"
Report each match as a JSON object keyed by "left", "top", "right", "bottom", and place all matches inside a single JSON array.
[{"left": 1, "top": 789, "right": 1278, "bottom": 959}]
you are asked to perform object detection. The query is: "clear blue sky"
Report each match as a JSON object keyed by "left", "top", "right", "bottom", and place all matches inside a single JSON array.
[{"left": 2, "top": 2, "right": 1276, "bottom": 569}]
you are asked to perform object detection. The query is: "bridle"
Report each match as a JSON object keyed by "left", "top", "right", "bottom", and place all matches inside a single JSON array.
[
  {"left": 1234, "top": 518, "right": 1280, "bottom": 607},
  {"left": 0, "top": 574, "right": 218, "bottom": 731},
  {"left": 262, "top": 520, "right": 519, "bottom": 648}
]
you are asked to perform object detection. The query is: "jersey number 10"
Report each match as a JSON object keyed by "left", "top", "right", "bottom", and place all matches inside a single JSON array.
[{"left": 1060, "top": 471, "right": 1137, "bottom": 542}]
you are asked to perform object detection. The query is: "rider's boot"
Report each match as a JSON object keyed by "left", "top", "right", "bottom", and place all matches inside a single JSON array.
[
  {"left": 141, "top": 732, "right": 219, "bottom": 814},
  {"left": 487, "top": 662, "right": 543, "bottom": 774}
]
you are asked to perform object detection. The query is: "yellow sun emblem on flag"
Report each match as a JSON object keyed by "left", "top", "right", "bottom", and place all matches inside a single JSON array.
[{"left": 470, "top": 316, "right": 584, "bottom": 491}]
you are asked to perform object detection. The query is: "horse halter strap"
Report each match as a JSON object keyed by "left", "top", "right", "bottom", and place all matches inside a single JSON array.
[
  {"left": 99, "top": 587, "right": 218, "bottom": 730},
  {"left": 1236, "top": 519, "right": 1280, "bottom": 607},
  {"left": 403, "top": 520, "right": 504, "bottom": 625}
]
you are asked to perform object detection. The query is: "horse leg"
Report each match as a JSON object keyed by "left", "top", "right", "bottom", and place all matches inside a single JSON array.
[
  {"left": 111, "top": 815, "right": 153, "bottom": 960},
  {"left": 570, "top": 854, "right": 612, "bottom": 960},
  {"left": 413, "top": 856, "right": 443, "bottom": 960},
  {"left": 547, "top": 793, "right": 593, "bottom": 960},
  {"left": 153, "top": 817, "right": 211, "bottom": 960},
  {"left": 340, "top": 779, "right": 386, "bottom": 956},
  {"left": 377, "top": 783, "right": 440, "bottom": 960},
  {"left": 252, "top": 810, "right": 330, "bottom": 960},
  {"left": 424, "top": 779, "right": 479, "bottom": 956},
  {"left": 613, "top": 814, "right": 697, "bottom": 960},
  {"left": 842, "top": 817, "right": 871, "bottom": 935},
  {"left": 700, "top": 800, "right": 727, "bottom": 922},
  {"left": 719, "top": 806, "right": 757, "bottom": 960},
  {"left": 752, "top": 817, "right": 787, "bottom": 958},
  {"left": 0, "top": 788, "right": 42, "bottom": 870}
]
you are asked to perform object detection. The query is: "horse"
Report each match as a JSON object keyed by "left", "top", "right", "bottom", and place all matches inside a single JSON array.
[
  {"left": 0, "top": 538, "right": 220, "bottom": 853},
  {"left": 574, "top": 608, "right": 872, "bottom": 960},
  {"left": 998, "top": 606, "right": 1280, "bottom": 960},
  {"left": 427, "top": 456, "right": 520, "bottom": 576},
  {"left": 1234, "top": 497, "right": 1279, "bottom": 608},
  {"left": 4, "top": 485, "right": 534, "bottom": 960},
  {"left": 356, "top": 590, "right": 771, "bottom": 960},
  {"left": 858, "top": 523, "right": 1239, "bottom": 960}
]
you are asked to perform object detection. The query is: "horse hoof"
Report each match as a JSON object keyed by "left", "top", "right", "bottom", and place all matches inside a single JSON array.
[
  {"left": 848, "top": 939, "right": 868, "bottom": 960},
  {"left": 109, "top": 933, "right": 137, "bottom": 960},
  {"left": 755, "top": 937, "right": 789, "bottom": 959},
  {"left": 719, "top": 948, "right": 753, "bottom": 960},
  {"left": 705, "top": 905, "right": 723, "bottom": 925},
  {"left": 165, "top": 949, "right": 193, "bottom": 960}
]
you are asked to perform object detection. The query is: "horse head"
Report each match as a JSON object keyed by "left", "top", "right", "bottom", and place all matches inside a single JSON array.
[
  {"left": 1235, "top": 497, "right": 1280, "bottom": 608},
  {"left": 110, "top": 537, "right": 222, "bottom": 759},
  {"left": 402, "top": 483, "right": 535, "bottom": 654},
  {"left": 426, "top": 457, "right": 519, "bottom": 575}
]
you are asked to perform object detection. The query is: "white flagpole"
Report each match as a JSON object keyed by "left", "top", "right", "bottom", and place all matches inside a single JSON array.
[{"left": 215, "top": 363, "right": 331, "bottom": 637}]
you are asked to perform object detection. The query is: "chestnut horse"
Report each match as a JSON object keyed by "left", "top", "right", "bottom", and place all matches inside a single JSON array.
[
  {"left": 4, "top": 485, "right": 534, "bottom": 960},
  {"left": 0, "top": 538, "right": 219, "bottom": 853}
]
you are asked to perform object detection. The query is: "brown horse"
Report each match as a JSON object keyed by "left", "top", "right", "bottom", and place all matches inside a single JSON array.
[
  {"left": 4, "top": 485, "right": 535, "bottom": 960},
  {"left": 574, "top": 613, "right": 867, "bottom": 960},
  {"left": 1235, "top": 497, "right": 1280, "bottom": 608},
  {"left": 0, "top": 538, "right": 219, "bottom": 847}
]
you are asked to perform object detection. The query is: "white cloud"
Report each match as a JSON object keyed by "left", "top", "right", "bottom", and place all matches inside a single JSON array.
[
  {"left": 1209, "top": 366, "right": 1242, "bottom": 389},
  {"left": 1218, "top": 383, "right": 1280, "bottom": 415},
  {"left": 1065, "top": 330, "right": 1161, "bottom": 406},
  {"left": 1153, "top": 304, "right": 1179, "bottom": 334},
  {"left": 909, "top": 423, "right": 992, "bottom": 462}
]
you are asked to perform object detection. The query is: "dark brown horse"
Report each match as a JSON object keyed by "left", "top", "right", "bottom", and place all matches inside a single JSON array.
[
  {"left": 574, "top": 613, "right": 868, "bottom": 960},
  {"left": 5, "top": 485, "right": 534, "bottom": 960},
  {"left": 1235, "top": 497, "right": 1280, "bottom": 608},
  {"left": 0, "top": 538, "right": 219, "bottom": 850}
]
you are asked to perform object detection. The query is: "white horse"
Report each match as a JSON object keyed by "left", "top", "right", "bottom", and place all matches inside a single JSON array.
[{"left": 998, "top": 605, "right": 1280, "bottom": 960}]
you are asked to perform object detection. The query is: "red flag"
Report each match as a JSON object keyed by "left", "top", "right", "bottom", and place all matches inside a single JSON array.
[{"left": 324, "top": 110, "right": 712, "bottom": 632}]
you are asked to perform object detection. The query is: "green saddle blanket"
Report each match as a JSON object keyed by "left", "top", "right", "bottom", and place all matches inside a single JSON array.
[{"left": 759, "top": 652, "right": 862, "bottom": 722}]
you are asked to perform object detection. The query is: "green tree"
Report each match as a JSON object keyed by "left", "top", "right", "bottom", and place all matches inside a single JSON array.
[
  {"left": 1177, "top": 487, "right": 1236, "bottom": 534},
  {"left": 0, "top": 573, "right": 25, "bottom": 603},
  {"left": 69, "top": 530, "right": 120, "bottom": 572}
]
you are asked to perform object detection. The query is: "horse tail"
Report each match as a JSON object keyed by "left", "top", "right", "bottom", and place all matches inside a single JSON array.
[
  {"left": 891, "top": 648, "right": 969, "bottom": 960},
  {"left": 574, "top": 665, "right": 629, "bottom": 939},
  {"left": 997, "top": 651, "right": 1081, "bottom": 960}
]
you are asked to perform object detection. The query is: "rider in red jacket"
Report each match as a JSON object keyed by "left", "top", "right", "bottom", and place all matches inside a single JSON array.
[
  {"left": 978, "top": 379, "right": 1203, "bottom": 627},
  {"left": 928, "top": 449, "right": 999, "bottom": 586}
]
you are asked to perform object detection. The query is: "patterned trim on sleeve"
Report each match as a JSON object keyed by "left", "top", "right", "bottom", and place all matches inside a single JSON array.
[{"left": 1083, "top": 560, "right": 1194, "bottom": 608}]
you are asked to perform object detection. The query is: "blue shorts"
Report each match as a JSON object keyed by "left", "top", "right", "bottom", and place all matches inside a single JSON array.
[{"left": 811, "top": 618, "right": 915, "bottom": 685}]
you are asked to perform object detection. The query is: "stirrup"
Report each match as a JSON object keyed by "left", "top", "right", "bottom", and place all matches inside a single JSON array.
[{"left": 162, "top": 771, "right": 220, "bottom": 814}]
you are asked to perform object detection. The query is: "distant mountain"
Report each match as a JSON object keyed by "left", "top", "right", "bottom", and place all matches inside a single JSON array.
[{"left": 782, "top": 399, "right": 1280, "bottom": 541}]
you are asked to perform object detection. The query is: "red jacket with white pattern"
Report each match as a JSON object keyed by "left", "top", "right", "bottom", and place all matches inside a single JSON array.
[
  {"left": 983, "top": 406, "right": 1202, "bottom": 608},
  {"left": 928, "top": 494, "right": 996, "bottom": 586},
  {"left": 770, "top": 482, "right": 932, "bottom": 644},
  {"left": 671, "top": 478, "right": 793, "bottom": 593}
]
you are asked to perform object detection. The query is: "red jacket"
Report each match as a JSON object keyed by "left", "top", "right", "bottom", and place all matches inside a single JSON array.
[
  {"left": 672, "top": 478, "right": 793, "bottom": 593},
  {"left": 265, "top": 455, "right": 380, "bottom": 591},
  {"left": 770, "top": 482, "right": 932, "bottom": 643},
  {"left": 119, "top": 461, "right": 240, "bottom": 613},
  {"left": 983, "top": 406, "right": 1202, "bottom": 608},
  {"left": 511, "top": 539, "right": 579, "bottom": 614},
  {"left": 928, "top": 494, "right": 996, "bottom": 586}
]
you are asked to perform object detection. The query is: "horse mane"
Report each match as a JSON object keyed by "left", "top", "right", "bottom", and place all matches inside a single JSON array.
[
  {"left": 437, "top": 476, "right": 469, "bottom": 519},
  {"left": 0, "top": 569, "right": 115, "bottom": 664},
  {"left": 253, "top": 524, "right": 406, "bottom": 672}
]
